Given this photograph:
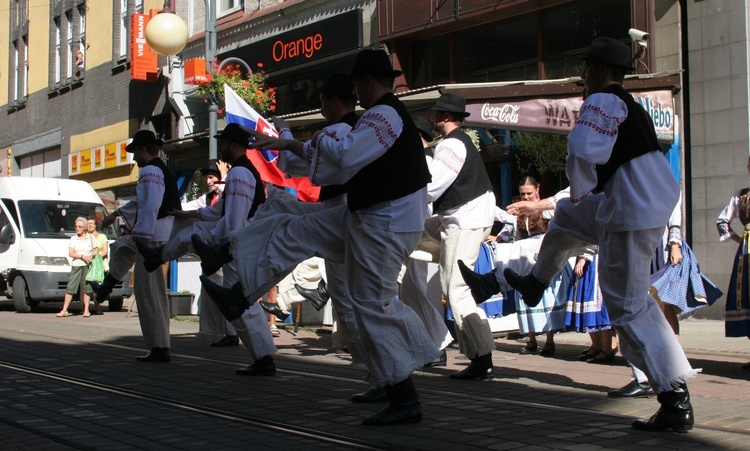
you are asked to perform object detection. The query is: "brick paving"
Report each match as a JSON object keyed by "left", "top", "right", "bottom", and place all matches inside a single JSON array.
[{"left": 0, "top": 300, "right": 747, "bottom": 450}]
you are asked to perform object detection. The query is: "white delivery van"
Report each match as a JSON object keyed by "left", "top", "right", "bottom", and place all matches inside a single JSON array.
[{"left": 0, "top": 177, "right": 132, "bottom": 313}]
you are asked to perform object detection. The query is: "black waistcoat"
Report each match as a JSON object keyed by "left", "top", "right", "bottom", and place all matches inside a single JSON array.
[
  {"left": 144, "top": 158, "right": 182, "bottom": 219},
  {"left": 223, "top": 154, "right": 266, "bottom": 220},
  {"left": 318, "top": 111, "right": 359, "bottom": 202},
  {"left": 346, "top": 93, "right": 432, "bottom": 212},
  {"left": 432, "top": 128, "right": 493, "bottom": 214},
  {"left": 594, "top": 84, "right": 661, "bottom": 193}
]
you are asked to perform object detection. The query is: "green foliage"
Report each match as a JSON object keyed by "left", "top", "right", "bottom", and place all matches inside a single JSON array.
[
  {"left": 514, "top": 132, "right": 568, "bottom": 175},
  {"left": 185, "top": 170, "right": 208, "bottom": 202},
  {"left": 195, "top": 60, "right": 277, "bottom": 114}
]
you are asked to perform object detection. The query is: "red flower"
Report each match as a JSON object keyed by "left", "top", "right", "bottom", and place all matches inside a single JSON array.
[{"left": 257, "top": 62, "right": 263, "bottom": 68}]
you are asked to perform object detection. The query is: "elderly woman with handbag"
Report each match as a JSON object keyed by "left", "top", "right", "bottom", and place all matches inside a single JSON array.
[
  {"left": 57, "top": 217, "right": 101, "bottom": 317},
  {"left": 87, "top": 216, "right": 108, "bottom": 315}
]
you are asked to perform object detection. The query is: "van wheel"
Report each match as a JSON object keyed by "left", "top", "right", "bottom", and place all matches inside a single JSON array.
[
  {"left": 12, "top": 277, "right": 32, "bottom": 313},
  {"left": 108, "top": 297, "right": 124, "bottom": 312}
]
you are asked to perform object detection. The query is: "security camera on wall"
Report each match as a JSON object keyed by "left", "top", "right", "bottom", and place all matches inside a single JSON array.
[
  {"left": 628, "top": 28, "right": 650, "bottom": 42},
  {"left": 629, "top": 28, "right": 649, "bottom": 64}
]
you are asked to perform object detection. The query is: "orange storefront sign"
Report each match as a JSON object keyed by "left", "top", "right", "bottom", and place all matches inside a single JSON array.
[
  {"left": 104, "top": 143, "right": 117, "bottom": 168},
  {"left": 130, "top": 14, "right": 158, "bottom": 81},
  {"left": 184, "top": 58, "right": 209, "bottom": 85}
]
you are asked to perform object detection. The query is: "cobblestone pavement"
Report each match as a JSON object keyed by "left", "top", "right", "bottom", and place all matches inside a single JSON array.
[{"left": 0, "top": 300, "right": 747, "bottom": 450}]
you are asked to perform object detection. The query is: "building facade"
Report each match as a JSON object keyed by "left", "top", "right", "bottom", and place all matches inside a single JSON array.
[{"left": 0, "top": 0, "right": 745, "bottom": 318}]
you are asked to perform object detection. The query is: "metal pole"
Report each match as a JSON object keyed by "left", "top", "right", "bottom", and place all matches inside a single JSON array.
[{"left": 205, "top": 0, "right": 217, "bottom": 161}]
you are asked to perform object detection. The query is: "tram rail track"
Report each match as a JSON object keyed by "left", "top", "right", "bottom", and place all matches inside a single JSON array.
[
  {"left": 1, "top": 342, "right": 748, "bottom": 442},
  {"left": 0, "top": 326, "right": 750, "bottom": 450}
]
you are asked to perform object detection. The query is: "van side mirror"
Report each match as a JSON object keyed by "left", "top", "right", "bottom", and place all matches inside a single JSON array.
[{"left": 0, "top": 223, "right": 15, "bottom": 252}]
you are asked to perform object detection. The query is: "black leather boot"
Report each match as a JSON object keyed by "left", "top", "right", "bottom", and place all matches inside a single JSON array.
[
  {"left": 259, "top": 300, "right": 290, "bottom": 321},
  {"left": 351, "top": 387, "right": 388, "bottom": 403},
  {"left": 608, "top": 380, "right": 654, "bottom": 398},
  {"left": 135, "top": 240, "right": 165, "bottom": 273},
  {"left": 210, "top": 335, "right": 240, "bottom": 347},
  {"left": 503, "top": 268, "right": 547, "bottom": 307},
  {"left": 92, "top": 273, "right": 119, "bottom": 302},
  {"left": 192, "top": 234, "right": 232, "bottom": 276},
  {"left": 294, "top": 279, "right": 328, "bottom": 311},
  {"left": 449, "top": 352, "right": 494, "bottom": 380},
  {"left": 236, "top": 355, "right": 276, "bottom": 376},
  {"left": 632, "top": 383, "right": 694, "bottom": 432},
  {"left": 200, "top": 276, "right": 250, "bottom": 321},
  {"left": 136, "top": 347, "right": 170, "bottom": 362},
  {"left": 457, "top": 260, "right": 500, "bottom": 304},
  {"left": 362, "top": 376, "right": 422, "bottom": 425}
]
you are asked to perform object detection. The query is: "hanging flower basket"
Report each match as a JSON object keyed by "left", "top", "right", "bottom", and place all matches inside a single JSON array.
[{"left": 195, "top": 60, "right": 277, "bottom": 114}]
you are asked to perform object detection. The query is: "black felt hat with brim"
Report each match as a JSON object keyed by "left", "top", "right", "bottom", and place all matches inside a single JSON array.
[
  {"left": 320, "top": 73, "right": 356, "bottom": 100},
  {"left": 580, "top": 37, "right": 635, "bottom": 71},
  {"left": 349, "top": 49, "right": 403, "bottom": 78},
  {"left": 214, "top": 123, "right": 251, "bottom": 147},
  {"left": 431, "top": 93, "right": 470, "bottom": 117},
  {"left": 412, "top": 117, "right": 434, "bottom": 142},
  {"left": 199, "top": 159, "right": 221, "bottom": 177},
  {"left": 125, "top": 130, "right": 163, "bottom": 152}
]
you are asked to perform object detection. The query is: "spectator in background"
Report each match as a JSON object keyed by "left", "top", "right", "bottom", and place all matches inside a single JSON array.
[
  {"left": 57, "top": 217, "right": 96, "bottom": 317},
  {"left": 87, "top": 216, "right": 108, "bottom": 315}
]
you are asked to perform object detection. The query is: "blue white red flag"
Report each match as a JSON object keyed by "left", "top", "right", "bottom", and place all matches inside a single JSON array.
[{"left": 223, "top": 84, "right": 320, "bottom": 202}]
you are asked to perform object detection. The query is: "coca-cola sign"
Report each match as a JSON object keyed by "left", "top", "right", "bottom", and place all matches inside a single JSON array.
[
  {"left": 464, "top": 90, "right": 674, "bottom": 141},
  {"left": 480, "top": 103, "right": 521, "bottom": 124}
]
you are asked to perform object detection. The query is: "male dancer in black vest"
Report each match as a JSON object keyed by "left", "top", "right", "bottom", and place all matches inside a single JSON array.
[
  {"left": 497, "top": 37, "right": 696, "bottom": 432},
  {"left": 97, "top": 130, "right": 181, "bottom": 362},
  {"left": 416, "top": 93, "right": 497, "bottom": 380},
  {"left": 198, "top": 50, "right": 441, "bottom": 425}
]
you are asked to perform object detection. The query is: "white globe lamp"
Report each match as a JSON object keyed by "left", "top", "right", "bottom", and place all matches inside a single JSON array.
[{"left": 145, "top": 12, "right": 189, "bottom": 56}]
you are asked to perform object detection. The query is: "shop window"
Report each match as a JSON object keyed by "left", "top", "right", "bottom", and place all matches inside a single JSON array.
[
  {"left": 51, "top": 2, "right": 86, "bottom": 89},
  {"left": 218, "top": 0, "right": 242, "bottom": 17},
  {"left": 408, "top": 0, "right": 630, "bottom": 85},
  {"left": 116, "top": 0, "right": 143, "bottom": 63},
  {"left": 9, "top": 0, "right": 28, "bottom": 106},
  {"left": 18, "top": 149, "right": 62, "bottom": 178},
  {"left": 12, "top": 37, "right": 28, "bottom": 104}
]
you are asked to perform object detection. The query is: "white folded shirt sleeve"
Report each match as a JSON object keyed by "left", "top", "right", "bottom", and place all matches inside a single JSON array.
[{"left": 566, "top": 92, "right": 627, "bottom": 205}]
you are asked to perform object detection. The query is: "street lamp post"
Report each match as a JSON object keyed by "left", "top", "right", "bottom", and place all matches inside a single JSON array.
[
  {"left": 147, "top": 0, "right": 227, "bottom": 162},
  {"left": 204, "top": 0, "right": 218, "bottom": 161}
]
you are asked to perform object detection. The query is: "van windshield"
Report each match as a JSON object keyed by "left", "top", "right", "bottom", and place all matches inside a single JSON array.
[{"left": 17, "top": 201, "right": 107, "bottom": 239}]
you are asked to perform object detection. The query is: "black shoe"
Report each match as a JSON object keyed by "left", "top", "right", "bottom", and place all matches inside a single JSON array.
[
  {"left": 259, "top": 300, "right": 290, "bottom": 321},
  {"left": 539, "top": 343, "right": 556, "bottom": 357},
  {"left": 519, "top": 343, "right": 538, "bottom": 355},
  {"left": 192, "top": 234, "right": 232, "bottom": 276},
  {"left": 449, "top": 353, "right": 493, "bottom": 380},
  {"left": 458, "top": 259, "right": 500, "bottom": 304},
  {"left": 294, "top": 279, "right": 328, "bottom": 311},
  {"left": 92, "top": 273, "right": 118, "bottom": 303},
  {"left": 632, "top": 384, "right": 694, "bottom": 432},
  {"left": 136, "top": 347, "right": 170, "bottom": 362},
  {"left": 135, "top": 240, "right": 164, "bottom": 273},
  {"left": 423, "top": 349, "right": 447, "bottom": 368},
  {"left": 608, "top": 380, "right": 655, "bottom": 398},
  {"left": 200, "top": 276, "right": 250, "bottom": 321},
  {"left": 362, "top": 402, "right": 422, "bottom": 425},
  {"left": 235, "top": 355, "right": 276, "bottom": 376},
  {"left": 351, "top": 387, "right": 389, "bottom": 403},
  {"left": 211, "top": 335, "right": 239, "bottom": 347},
  {"left": 503, "top": 268, "right": 547, "bottom": 307},
  {"left": 578, "top": 346, "right": 601, "bottom": 361},
  {"left": 587, "top": 351, "right": 615, "bottom": 364}
]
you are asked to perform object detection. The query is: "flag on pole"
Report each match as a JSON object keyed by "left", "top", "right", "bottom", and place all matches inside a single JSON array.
[{"left": 223, "top": 84, "right": 320, "bottom": 202}]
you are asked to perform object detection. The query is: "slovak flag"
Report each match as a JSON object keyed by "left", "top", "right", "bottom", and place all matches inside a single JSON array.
[{"left": 223, "top": 84, "right": 320, "bottom": 202}]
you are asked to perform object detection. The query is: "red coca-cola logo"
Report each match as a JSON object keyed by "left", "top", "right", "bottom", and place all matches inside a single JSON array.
[{"left": 480, "top": 103, "right": 520, "bottom": 123}]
